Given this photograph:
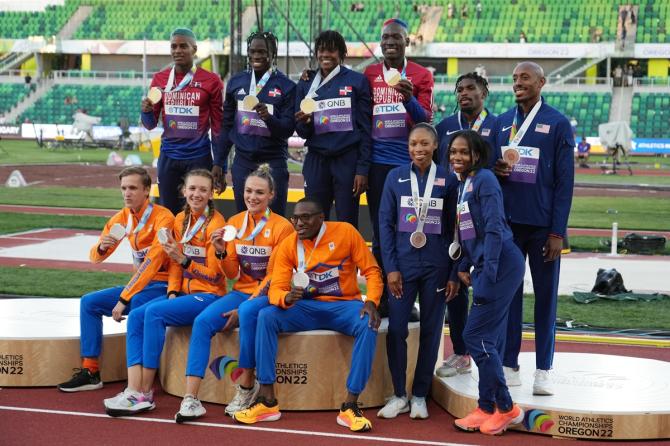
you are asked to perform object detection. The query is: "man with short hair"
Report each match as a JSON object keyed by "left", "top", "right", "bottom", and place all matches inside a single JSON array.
[
  {"left": 364, "top": 18, "right": 433, "bottom": 316},
  {"left": 141, "top": 28, "right": 224, "bottom": 214},
  {"left": 58, "top": 167, "right": 174, "bottom": 392},
  {"left": 492, "top": 61, "right": 574, "bottom": 396},
  {"left": 233, "top": 198, "right": 383, "bottom": 432},
  {"left": 576, "top": 136, "right": 591, "bottom": 168}
]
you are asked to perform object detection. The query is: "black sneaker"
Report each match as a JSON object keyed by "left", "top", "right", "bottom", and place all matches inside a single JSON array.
[{"left": 57, "top": 368, "right": 103, "bottom": 392}]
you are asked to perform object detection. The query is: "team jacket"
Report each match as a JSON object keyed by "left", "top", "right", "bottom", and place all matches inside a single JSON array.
[
  {"left": 493, "top": 100, "right": 575, "bottom": 237},
  {"left": 90, "top": 200, "right": 174, "bottom": 304},
  {"left": 294, "top": 66, "right": 372, "bottom": 176},
  {"left": 268, "top": 222, "right": 383, "bottom": 309},
  {"left": 141, "top": 66, "right": 224, "bottom": 161},
  {"left": 216, "top": 70, "right": 296, "bottom": 168},
  {"left": 168, "top": 209, "right": 227, "bottom": 296},
  {"left": 220, "top": 210, "right": 295, "bottom": 295},
  {"left": 378, "top": 163, "right": 459, "bottom": 273},
  {"left": 455, "top": 169, "right": 514, "bottom": 283},
  {"left": 364, "top": 60, "right": 434, "bottom": 166},
  {"left": 435, "top": 109, "right": 497, "bottom": 168}
]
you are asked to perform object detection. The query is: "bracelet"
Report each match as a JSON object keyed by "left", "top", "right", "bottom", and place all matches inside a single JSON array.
[{"left": 181, "top": 257, "right": 192, "bottom": 269}]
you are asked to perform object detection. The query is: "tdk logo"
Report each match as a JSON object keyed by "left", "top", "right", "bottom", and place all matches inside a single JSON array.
[
  {"left": 378, "top": 104, "right": 400, "bottom": 113},
  {"left": 518, "top": 147, "right": 538, "bottom": 157},
  {"left": 167, "top": 106, "right": 194, "bottom": 114}
]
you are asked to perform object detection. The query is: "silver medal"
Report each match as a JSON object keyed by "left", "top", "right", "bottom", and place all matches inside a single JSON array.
[
  {"left": 448, "top": 241, "right": 462, "bottom": 260},
  {"left": 222, "top": 225, "right": 238, "bottom": 242},
  {"left": 292, "top": 271, "right": 310, "bottom": 288}
]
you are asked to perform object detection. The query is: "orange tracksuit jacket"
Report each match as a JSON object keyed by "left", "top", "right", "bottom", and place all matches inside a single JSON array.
[
  {"left": 168, "top": 209, "right": 227, "bottom": 296},
  {"left": 89, "top": 200, "right": 174, "bottom": 304},
  {"left": 221, "top": 210, "right": 295, "bottom": 295},
  {"left": 268, "top": 221, "right": 383, "bottom": 309}
]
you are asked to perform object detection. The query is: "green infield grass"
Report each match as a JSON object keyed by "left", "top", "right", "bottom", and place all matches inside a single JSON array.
[{"left": 0, "top": 139, "right": 154, "bottom": 165}]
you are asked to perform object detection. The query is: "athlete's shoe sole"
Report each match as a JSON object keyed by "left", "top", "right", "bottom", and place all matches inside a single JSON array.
[
  {"left": 337, "top": 415, "right": 372, "bottom": 432},
  {"left": 57, "top": 382, "right": 103, "bottom": 393},
  {"left": 105, "top": 403, "right": 156, "bottom": 418}
]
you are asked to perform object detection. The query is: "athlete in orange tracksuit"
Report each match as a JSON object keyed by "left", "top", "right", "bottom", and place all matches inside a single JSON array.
[
  {"left": 58, "top": 167, "right": 174, "bottom": 393},
  {"left": 233, "top": 198, "right": 383, "bottom": 433}
]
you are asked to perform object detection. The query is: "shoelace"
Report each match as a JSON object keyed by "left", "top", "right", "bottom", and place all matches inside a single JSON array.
[
  {"left": 343, "top": 402, "right": 364, "bottom": 418},
  {"left": 69, "top": 368, "right": 86, "bottom": 377}
]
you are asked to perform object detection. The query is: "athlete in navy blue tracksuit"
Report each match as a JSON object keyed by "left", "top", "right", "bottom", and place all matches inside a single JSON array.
[
  {"left": 217, "top": 31, "right": 296, "bottom": 216},
  {"left": 435, "top": 72, "right": 497, "bottom": 377},
  {"left": 448, "top": 130, "right": 525, "bottom": 435},
  {"left": 377, "top": 123, "right": 459, "bottom": 419},
  {"left": 492, "top": 62, "right": 574, "bottom": 396},
  {"left": 294, "top": 30, "right": 372, "bottom": 227}
]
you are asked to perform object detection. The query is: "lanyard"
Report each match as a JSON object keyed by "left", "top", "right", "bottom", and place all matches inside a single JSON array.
[
  {"left": 237, "top": 208, "right": 271, "bottom": 241},
  {"left": 458, "top": 109, "right": 488, "bottom": 132},
  {"left": 165, "top": 65, "right": 197, "bottom": 93},
  {"left": 382, "top": 58, "right": 407, "bottom": 80},
  {"left": 508, "top": 99, "right": 542, "bottom": 147},
  {"left": 297, "top": 223, "right": 326, "bottom": 272},
  {"left": 306, "top": 65, "right": 341, "bottom": 98},
  {"left": 409, "top": 162, "right": 437, "bottom": 234},
  {"left": 249, "top": 69, "right": 272, "bottom": 96},
  {"left": 453, "top": 175, "right": 473, "bottom": 243},
  {"left": 126, "top": 203, "right": 153, "bottom": 235},
  {"left": 181, "top": 207, "right": 208, "bottom": 243}
]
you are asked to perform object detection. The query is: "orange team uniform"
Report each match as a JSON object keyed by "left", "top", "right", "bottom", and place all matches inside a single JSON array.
[
  {"left": 221, "top": 210, "right": 295, "bottom": 296},
  {"left": 268, "top": 221, "right": 383, "bottom": 308},
  {"left": 90, "top": 200, "right": 175, "bottom": 304},
  {"left": 168, "top": 209, "right": 227, "bottom": 296}
]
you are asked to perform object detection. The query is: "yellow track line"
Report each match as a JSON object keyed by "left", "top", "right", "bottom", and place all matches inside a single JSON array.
[{"left": 443, "top": 328, "right": 670, "bottom": 348}]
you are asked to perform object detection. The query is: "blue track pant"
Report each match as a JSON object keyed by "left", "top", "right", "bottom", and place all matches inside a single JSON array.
[{"left": 237, "top": 296, "right": 270, "bottom": 369}]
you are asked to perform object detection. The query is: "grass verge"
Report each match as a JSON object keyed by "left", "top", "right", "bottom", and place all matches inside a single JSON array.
[
  {"left": 0, "top": 139, "right": 154, "bottom": 165},
  {"left": 0, "top": 212, "right": 107, "bottom": 235},
  {"left": 0, "top": 186, "right": 122, "bottom": 209},
  {"left": 568, "top": 196, "right": 670, "bottom": 231}
]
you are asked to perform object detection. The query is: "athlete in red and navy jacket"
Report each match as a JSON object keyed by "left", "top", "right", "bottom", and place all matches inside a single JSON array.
[
  {"left": 436, "top": 72, "right": 497, "bottom": 168},
  {"left": 492, "top": 62, "right": 574, "bottom": 394},
  {"left": 218, "top": 31, "right": 296, "bottom": 216},
  {"left": 363, "top": 18, "right": 434, "bottom": 315},
  {"left": 294, "top": 30, "right": 372, "bottom": 227},
  {"left": 141, "top": 28, "right": 224, "bottom": 215}
]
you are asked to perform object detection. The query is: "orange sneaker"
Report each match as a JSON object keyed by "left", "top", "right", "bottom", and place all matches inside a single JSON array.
[
  {"left": 337, "top": 402, "right": 372, "bottom": 432},
  {"left": 454, "top": 407, "right": 494, "bottom": 432},
  {"left": 232, "top": 396, "right": 281, "bottom": 424},
  {"left": 480, "top": 404, "right": 524, "bottom": 435}
]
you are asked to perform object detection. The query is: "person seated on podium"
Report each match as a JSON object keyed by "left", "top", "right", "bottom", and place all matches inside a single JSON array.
[
  {"left": 57, "top": 167, "right": 174, "bottom": 392},
  {"left": 232, "top": 198, "right": 383, "bottom": 433}
]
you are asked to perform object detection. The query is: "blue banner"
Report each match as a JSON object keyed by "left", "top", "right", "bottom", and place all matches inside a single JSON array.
[{"left": 631, "top": 138, "right": 670, "bottom": 154}]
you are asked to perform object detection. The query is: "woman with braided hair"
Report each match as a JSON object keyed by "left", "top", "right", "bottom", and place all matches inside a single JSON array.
[
  {"left": 217, "top": 30, "right": 296, "bottom": 216},
  {"left": 103, "top": 169, "right": 227, "bottom": 417}
]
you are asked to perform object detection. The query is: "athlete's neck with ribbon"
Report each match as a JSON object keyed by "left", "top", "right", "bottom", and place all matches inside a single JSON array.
[
  {"left": 384, "top": 56, "right": 406, "bottom": 71},
  {"left": 130, "top": 198, "right": 151, "bottom": 216}
]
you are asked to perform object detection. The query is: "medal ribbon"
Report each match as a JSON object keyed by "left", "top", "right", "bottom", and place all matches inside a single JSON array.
[
  {"left": 181, "top": 206, "right": 208, "bottom": 244},
  {"left": 249, "top": 69, "right": 272, "bottom": 96},
  {"left": 237, "top": 207, "right": 271, "bottom": 241},
  {"left": 508, "top": 99, "right": 542, "bottom": 147},
  {"left": 126, "top": 203, "right": 153, "bottom": 235},
  {"left": 306, "top": 65, "right": 341, "bottom": 98},
  {"left": 296, "top": 223, "right": 326, "bottom": 272},
  {"left": 409, "top": 162, "right": 437, "bottom": 236},
  {"left": 164, "top": 65, "right": 197, "bottom": 93},
  {"left": 458, "top": 109, "right": 488, "bottom": 132}
]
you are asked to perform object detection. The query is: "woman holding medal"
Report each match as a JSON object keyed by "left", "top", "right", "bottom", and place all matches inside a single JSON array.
[
  {"left": 447, "top": 131, "right": 525, "bottom": 435},
  {"left": 103, "top": 169, "right": 227, "bottom": 417},
  {"left": 174, "top": 164, "right": 294, "bottom": 422},
  {"left": 218, "top": 31, "right": 296, "bottom": 216},
  {"left": 294, "top": 30, "right": 372, "bottom": 227},
  {"left": 377, "top": 123, "right": 460, "bottom": 420}
]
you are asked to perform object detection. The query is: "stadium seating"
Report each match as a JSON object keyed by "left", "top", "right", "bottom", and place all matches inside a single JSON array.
[
  {"left": 0, "top": 83, "right": 29, "bottom": 114},
  {"left": 0, "top": 1, "right": 79, "bottom": 39},
  {"left": 433, "top": 91, "right": 611, "bottom": 137},
  {"left": 19, "top": 84, "right": 143, "bottom": 125},
  {"left": 631, "top": 93, "right": 670, "bottom": 138},
  {"left": 637, "top": 2, "right": 670, "bottom": 43}
]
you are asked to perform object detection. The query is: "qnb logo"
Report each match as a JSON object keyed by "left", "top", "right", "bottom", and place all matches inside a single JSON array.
[{"left": 524, "top": 409, "right": 555, "bottom": 433}]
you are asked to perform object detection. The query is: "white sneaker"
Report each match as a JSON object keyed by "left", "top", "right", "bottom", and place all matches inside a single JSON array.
[
  {"left": 533, "top": 369, "right": 554, "bottom": 395},
  {"left": 225, "top": 381, "right": 260, "bottom": 416},
  {"left": 175, "top": 394, "right": 206, "bottom": 423},
  {"left": 436, "top": 354, "right": 472, "bottom": 378},
  {"left": 409, "top": 396, "right": 429, "bottom": 419},
  {"left": 376, "top": 395, "right": 409, "bottom": 419},
  {"left": 104, "top": 388, "right": 155, "bottom": 417},
  {"left": 503, "top": 366, "right": 522, "bottom": 387}
]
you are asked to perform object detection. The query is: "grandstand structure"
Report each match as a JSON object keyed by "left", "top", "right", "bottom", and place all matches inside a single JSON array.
[{"left": 0, "top": 0, "right": 668, "bottom": 149}]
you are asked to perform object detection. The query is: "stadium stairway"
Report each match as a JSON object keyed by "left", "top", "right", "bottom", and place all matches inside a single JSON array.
[
  {"left": 417, "top": 6, "right": 443, "bottom": 43},
  {"left": 57, "top": 5, "right": 94, "bottom": 40}
]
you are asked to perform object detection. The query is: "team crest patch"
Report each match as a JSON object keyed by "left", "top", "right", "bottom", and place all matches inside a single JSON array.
[
  {"left": 238, "top": 88, "right": 247, "bottom": 95},
  {"left": 268, "top": 88, "right": 281, "bottom": 97},
  {"left": 481, "top": 128, "right": 491, "bottom": 136},
  {"left": 264, "top": 229, "right": 271, "bottom": 238},
  {"left": 328, "top": 241, "right": 335, "bottom": 251},
  {"left": 374, "top": 75, "right": 383, "bottom": 82},
  {"left": 434, "top": 177, "right": 445, "bottom": 186}
]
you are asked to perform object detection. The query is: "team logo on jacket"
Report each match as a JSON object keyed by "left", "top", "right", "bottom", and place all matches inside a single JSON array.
[
  {"left": 339, "top": 86, "right": 352, "bottom": 96},
  {"left": 320, "top": 115, "right": 330, "bottom": 124},
  {"left": 193, "top": 82, "right": 202, "bottom": 88},
  {"left": 374, "top": 75, "right": 383, "bottom": 83},
  {"left": 268, "top": 88, "right": 282, "bottom": 97},
  {"left": 535, "top": 123, "right": 551, "bottom": 134},
  {"left": 241, "top": 115, "right": 251, "bottom": 125}
]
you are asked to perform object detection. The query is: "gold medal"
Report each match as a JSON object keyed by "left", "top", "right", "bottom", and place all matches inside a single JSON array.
[
  {"left": 242, "top": 95, "right": 259, "bottom": 110},
  {"left": 147, "top": 87, "right": 162, "bottom": 104},
  {"left": 386, "top": 68, "right": 401, "bottom": 86},
  {"left": 410, "top": 231, "right": 427, "bottom": 249},
  {"left": 300, "top": 97, "right": 317, "bottom": 114}
]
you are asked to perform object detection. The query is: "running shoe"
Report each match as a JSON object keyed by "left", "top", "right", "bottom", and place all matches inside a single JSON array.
[
  {"left": 409, "top": 396, "right": 429, "bottom": 419},
  {"left": 454, "top": 407, "right": 494, "bottom": 431},
  {"left": 376, "top": 395, "right": 409, "bottom": 418},
  {"left": 533, "top": 369, "right": 554, "bottom": 395},
  {"left": 57, "top": 368, "right": 103, "bottom": 392},
  {"left": 480, "top": 404, "right": 524, "bottom": 435},
  {"left": 337, "top": 402, "right": 372, "bottom": 432},
  {"left": 233, "top": 396, "right": 281, "bottom": 424},
  {"left": 436, "top": 354, "right": 472, "bottom": 378},
  {"left": 175, "top": 394, "right": 206, "bottom": 423},
  {"left": 104, "top": 388, "right": 155, "bottom": 417},
  {"left": 225, "top": 381, "right": 260, "bottom": 416},
  {"left": 503, "top": 366, "right": 522, "bottom": 387}
]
